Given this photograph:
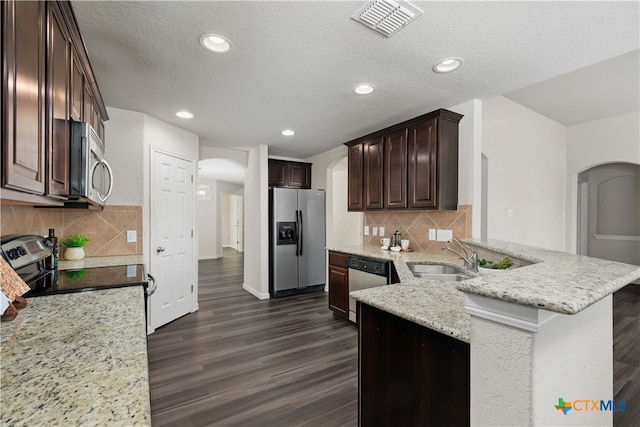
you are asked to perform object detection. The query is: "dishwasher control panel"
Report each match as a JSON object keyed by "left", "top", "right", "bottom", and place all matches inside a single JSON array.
[{"left": 348, "top": 255, "right": 389, "bottom": 277}]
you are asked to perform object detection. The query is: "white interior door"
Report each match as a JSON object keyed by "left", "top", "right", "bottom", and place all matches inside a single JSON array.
[{"left": 150, "top": 150, "right": 194, "bottom": 329}]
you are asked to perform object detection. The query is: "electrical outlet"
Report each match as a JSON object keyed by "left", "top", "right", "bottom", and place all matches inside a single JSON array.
[
  {"left": 372, "top": 227, "right": 378, "bottom": 236},
  {"left": 364, "top": 226, "right": 370, "bottom": 236},
  {"left": 127, "top": 230, "right": 137, "bottom": 243},
  {"left": 507, "top": 208, "right": 514, "bottom": 218},
  {"left": 428, "top": 229, "right": 436, "bottom": 241},
  {"left": 379, "top": 227, "right": 385, "bottom": 237},
  {"left": 436, "top": 229, "right": 453, "bottom": 242}
]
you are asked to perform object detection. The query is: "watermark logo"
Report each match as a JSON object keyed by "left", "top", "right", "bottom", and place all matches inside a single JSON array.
[{"left": 554, "top": 397, "right": 626, "bottom": 415}]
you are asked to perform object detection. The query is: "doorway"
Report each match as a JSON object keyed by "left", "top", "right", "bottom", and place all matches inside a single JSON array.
[
  {"left": 577, "top": 162, "right": 640, "bottom": 267},
  {"left": 222, "top": 192, "right": 244, "bottom": 253}
]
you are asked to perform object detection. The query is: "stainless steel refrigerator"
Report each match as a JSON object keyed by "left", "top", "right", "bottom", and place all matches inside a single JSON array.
[{"left": 269, "top": 188, "right": 326, "bottom": 298}]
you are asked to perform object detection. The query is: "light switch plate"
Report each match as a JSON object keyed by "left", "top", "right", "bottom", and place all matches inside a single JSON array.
[
  {"left": 127, "top": 230, "right": 137, "bottom": 243},
  {"left": 364, "top": 226, "right": 370, "bottom": 236},
  {"left": 436, "top": 229, "right": 453, "bottom": 242},
  {"left": 372, "top": 227, "right": 378, "bottom": 236},
  {"left": 428, "top": 229, "right": 436, "bottom": 240},
  {"left": 379, "top": 227, "right": 385, "bottom": 237}
]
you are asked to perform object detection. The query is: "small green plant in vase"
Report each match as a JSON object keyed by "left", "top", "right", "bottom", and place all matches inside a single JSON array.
[{"left": 61, "top": 234, "right": 90, "bottom": 260}]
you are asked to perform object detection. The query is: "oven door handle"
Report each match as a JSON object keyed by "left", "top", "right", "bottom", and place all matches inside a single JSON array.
[{"left": 146, "top": 273, "right": 157, "bottom": 297}]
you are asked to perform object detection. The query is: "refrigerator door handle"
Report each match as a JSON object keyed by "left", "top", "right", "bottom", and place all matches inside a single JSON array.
[
  {"left": 299, "top": 209, "right": 304, "bottom": 256},
  {"left": 295, "top": 210, "right": 301, "bottom": 257}
]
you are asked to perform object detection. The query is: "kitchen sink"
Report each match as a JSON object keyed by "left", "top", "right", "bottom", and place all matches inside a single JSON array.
[{"left": 407, "top": 263, "right": 473, "bottom": 282}]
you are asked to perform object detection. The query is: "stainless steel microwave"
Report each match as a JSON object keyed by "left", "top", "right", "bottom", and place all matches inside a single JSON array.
[{"left": 69, "top": 121, "right": 113, "bottom": 206}]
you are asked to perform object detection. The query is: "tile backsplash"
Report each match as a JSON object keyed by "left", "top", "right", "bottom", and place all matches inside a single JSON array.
[
  {"left": 0, "top": 205, "right": 142, "bottom": 257},
  {"left": 363, "top": 205, "right": 472, "bottom": 253}
]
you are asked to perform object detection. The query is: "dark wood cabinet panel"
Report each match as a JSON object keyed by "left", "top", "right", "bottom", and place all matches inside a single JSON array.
[
  {"left": 407, "top": 118, "right": 437, "bottom": 208},
  {"left": 384, "top": 128, "right": 408, "bottom": 209},
  {"left": 46, "top": 1, "right": 70, "bottom": 198},
  {"left": 347, "top": 143, "right": 363, "bottom": 211},
  {"left": 358, "top": 303, "right": 470, "bottom": 426},
  {"left": 2, "top": 0, "right": 46, "bottom": 195},
  {"left": 268, "top": 159, "right": 311, "bottom": 189},
  {"left": 287, "top": 162, "right": 311, "bottom": 188},
  {"left": 328, "top": 251, "right": 349, "bottom": 318},
  {"left": 268, "top": 159, "right": 286, "bottom": 187},
  {"left": 70, "top": 49, "right": 83, "bottom": 121},
  {"left": 363, "top": 138, "right": 383, "bottom": 209}
]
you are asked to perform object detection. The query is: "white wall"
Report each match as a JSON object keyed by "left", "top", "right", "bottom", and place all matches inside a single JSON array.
[
  {"left": 200, "top": 146, "right": 248, "bottom": 168},
  {"left": 331, "top": 157, "right": 362, "bottom": 248},
  {"left": 197, "top": 178, "right": 218, "bottom": 260},
  {"left": 482, "top": 96, "right": 567, "bottom": 251},
  {"left": 104, "top": 107, "right": 144, "bottom": 205},
  {"left": 565, "top": 111, "right": 640, "bottom": 252},
  {"left": 243, "top": 145, "right": 270, "bottom": 299}
]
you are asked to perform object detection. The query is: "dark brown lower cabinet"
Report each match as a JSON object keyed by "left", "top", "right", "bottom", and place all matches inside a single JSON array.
[{"left": 358, "top": 303, "right": 470, "bottom": 427}]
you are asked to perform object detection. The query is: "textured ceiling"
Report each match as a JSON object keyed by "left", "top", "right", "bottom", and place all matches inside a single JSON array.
[{"left": 72, "top": 1, "right": 640, "bottom": 159}]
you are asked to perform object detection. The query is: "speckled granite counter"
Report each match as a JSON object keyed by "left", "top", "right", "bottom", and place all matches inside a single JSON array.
[
  {"left": 332, "top": 239, "right": 640, "bottom": 343},
  {"left": 0, "top": 287, "right": 150, "bottom": 426},
  {"left": 59, "top": 254, "right": 144, "bottom": 271}
]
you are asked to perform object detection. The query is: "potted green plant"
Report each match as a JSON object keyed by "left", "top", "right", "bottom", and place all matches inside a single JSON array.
[{"left": 61, "top": 234, "right": 90, "bottom": 260}]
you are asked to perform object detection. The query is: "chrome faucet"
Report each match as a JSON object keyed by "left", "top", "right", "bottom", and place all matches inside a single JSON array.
[{"left": 441, "top": 238, "right": 478, "bottom": 273}]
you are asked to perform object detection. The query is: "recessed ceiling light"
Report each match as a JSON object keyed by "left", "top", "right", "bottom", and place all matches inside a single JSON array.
[
  {"left": 200, "top": 33, "right": 231, "bottom": 53},
  {"left": 354, "top": 83, "right": 375, "bottom": 95},
  {"left": 282, "top": 129, "right": 295, "bottom": 136},
  {"left": 175, "top": 111, "right": 193, "bottom": 119},
  {"left": 433, "top": 57, "right": 463, "bottom": 74}
]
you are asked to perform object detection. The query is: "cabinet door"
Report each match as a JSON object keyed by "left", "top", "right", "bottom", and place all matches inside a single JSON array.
[
  {"left": 287, "top": 162, "right": 311, "bottom": 189},
  {"left": 83, "top": 81, "right": 94, "bottom": 124},
  {"left": 328, "top": 265, "right": 349, "bottom": 318},
  {"left": 347, "top": 144, "right": 364, "bottom": 211},
  {"left": 328, "top": 251, "right": 349, "bottom": 318},
  {"left": 268, "top": 159, "right": 286, "bottom": 187},
  {"left": 47, "top": 2, "right": 70, "bottom": 197},
  {"left": 384, "top": 127, "right": 408, "bottom": 208},
  {"left": 2, "top": 0, "right": 46, "bottom": 194},
  {"left": 70, "top": 49, "right": 83, "bottom": 121},
  {"left": 408, "top": 119, "right": 438, "bottom": 208},
  {"left": 363, "top": 138, "right": 384, "bottom": 209},
  {"left": 359, "top": 303, "right": 470, "bottom": 426}
]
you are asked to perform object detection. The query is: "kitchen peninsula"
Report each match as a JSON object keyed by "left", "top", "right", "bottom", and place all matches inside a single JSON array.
[{"left": 334, "top": 239, "right": 640, "bottom": 426}]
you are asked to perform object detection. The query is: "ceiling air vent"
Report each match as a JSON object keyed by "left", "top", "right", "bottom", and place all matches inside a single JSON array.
[{"left": 352, "top": 0, "right": 423, "bottom": 38}]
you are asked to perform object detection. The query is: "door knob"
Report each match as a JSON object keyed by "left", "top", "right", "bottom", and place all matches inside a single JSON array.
[{"left": 156, "top": 246, "right": 165, "bottom": 253}]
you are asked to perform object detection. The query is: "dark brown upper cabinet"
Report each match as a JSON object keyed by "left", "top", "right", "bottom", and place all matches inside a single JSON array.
[
  {"left": 268, "top": 159, "right": 312, "bottom": 189},
  {"left": 2, "top": 0, "right": 109, "bottom": 205},
  {"left": 384, "top": 127, "right": 408, "bottom": 209},
  {"left": 347, "top": 143, "right": 364, "bottom": 211},
  {"left": 363, "top": 137, "right": 384, "bottom": 209},
  {"left": 47, "top": 1, "right": 71, "bottom": 198},
  {"left": 345, "top": 109, "right": 463, "bottom": 212},
  {"left": 2, "top": 0, "right": 47, "bottom": 195}
]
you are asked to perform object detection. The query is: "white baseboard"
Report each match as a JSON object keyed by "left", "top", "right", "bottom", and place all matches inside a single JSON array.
[
  {"left": 242, "top": 283, "right": 270, "bottom": 300},
  {"left": 198, "top": 255, "right": 221, "bottom": 260}
]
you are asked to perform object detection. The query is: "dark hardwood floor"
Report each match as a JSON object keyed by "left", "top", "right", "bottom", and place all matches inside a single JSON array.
[
  {"left": 613, "top": 283, "right": 640, "bottom": 427},
  {"left": 148, "top": 249, "right": 639, "bottom": 426},
  {"left": 147, "top": 248, "right": 358, "bottom": 426}
]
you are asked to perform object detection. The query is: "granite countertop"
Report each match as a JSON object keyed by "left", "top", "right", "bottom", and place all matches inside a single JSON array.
[
  {"left": 330, "top": 239, "right": 640, "bottom": 343},
  {"left": 58, "top": 255, "right": 144, "bottom": 271},
  {"left": 0, "top": 287, "right": 150, "bottom": 426}
]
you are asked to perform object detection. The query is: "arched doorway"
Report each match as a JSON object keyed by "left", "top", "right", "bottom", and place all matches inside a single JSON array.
[{"left": 577, "top": 162, "right": 640, "bottom": 266}]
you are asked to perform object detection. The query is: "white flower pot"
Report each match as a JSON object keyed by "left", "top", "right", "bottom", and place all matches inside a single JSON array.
[{"left": 64, "top": 247, "right": 85, "bottom": 260}]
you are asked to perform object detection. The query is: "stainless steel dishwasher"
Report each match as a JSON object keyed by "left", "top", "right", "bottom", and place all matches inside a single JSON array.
[{"left": 348, "top": 255, "right": 389, "bottom": 323}]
